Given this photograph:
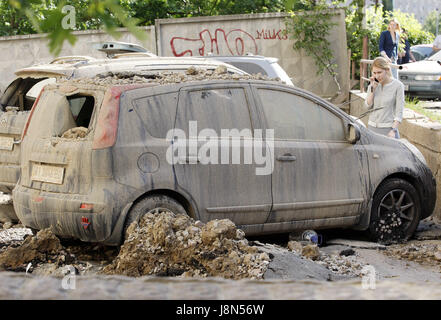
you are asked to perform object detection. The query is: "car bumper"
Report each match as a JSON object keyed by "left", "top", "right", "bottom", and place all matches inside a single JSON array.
[
  {"left": 13, "top": 185, "right": 117, "bottom": 243},
  {"left": 419, "top": 167, "right": 437, "bottom": 219},
  {"left": 401, "top": 80, "right": 441, "bottom": 98}
]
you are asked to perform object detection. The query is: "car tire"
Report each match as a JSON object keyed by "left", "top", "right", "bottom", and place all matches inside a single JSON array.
[
  {"left": 368, "top": 178, "right": 421, "bottom": 244},
  {"left": 122, "top": 195, "right": 187, "bottom": 240}
]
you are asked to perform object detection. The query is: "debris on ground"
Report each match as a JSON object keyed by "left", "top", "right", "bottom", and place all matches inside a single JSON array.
[
  {"left": 384, "top": 242, "right": 441, "bottom": 268},
  {"left": 0, "top": 228, "right": 32, "bottom": 248},
  {"left": 286, "top": 240, "right": 366, "bottom": 277},
  {"left": 414, "top": 218, "right": 441, "bottom": 240},
  {"left": 0, "top": 229, "right": 63, "bottom": 271},
  {"left": 102, "top": 211, "right": 270, "bottom": 279},
  {"left": 61, "top": 127, "right": 88, "bottom": 139}
]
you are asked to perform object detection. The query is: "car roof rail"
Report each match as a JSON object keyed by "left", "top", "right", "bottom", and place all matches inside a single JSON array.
[
  {"left": 50, "top": 56, "right": 97, "bottom": 65},
  {"left": 111, "top": 52, "right": 157, "bottom": 59}
]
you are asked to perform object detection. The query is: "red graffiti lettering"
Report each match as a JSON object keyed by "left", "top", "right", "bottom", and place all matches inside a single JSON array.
[
  {"left": 255, "top": 29, "right": 289, "bottom": 40},
  {"left": 170, "top": 28, "right": 258, "bottom": 57}
]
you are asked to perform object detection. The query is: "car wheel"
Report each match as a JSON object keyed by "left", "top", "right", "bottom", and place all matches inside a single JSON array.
[
  {"left": 123, "top": 195, "right": 187, "bottom": 240},
  {"left": 369, "top": 178, "right": 421, "bottom": 244}
]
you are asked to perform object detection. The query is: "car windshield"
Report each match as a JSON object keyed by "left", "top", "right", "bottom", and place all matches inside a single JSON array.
[{"left": 428, "top": 50, "right": 441, "bottom": 61}]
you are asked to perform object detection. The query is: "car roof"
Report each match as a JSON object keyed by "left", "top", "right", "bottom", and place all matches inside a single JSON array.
[
  {"left": 14, "top": 56, "right": 248, "bottom": 79},
  {"left": 203, "top": 54, "right": 279, "bottom": 63}
]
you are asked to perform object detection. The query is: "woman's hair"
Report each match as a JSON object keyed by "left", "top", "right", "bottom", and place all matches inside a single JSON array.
[
  {"left": 372, "top": 57, "right": 392, "bottom": 76},
  {"left": 387, "top": 18, "right": 401, "bottom": 32}
]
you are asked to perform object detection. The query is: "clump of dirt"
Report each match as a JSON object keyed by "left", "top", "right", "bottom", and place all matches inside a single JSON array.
[
  {"left": 0, "top": 228, "right": 63, "bottom": 271},
  {"left": 61, "top": 127, "right": 88, "bottom": 139},
  {"left": 102, "top": 211, "right": 270, "bottom": 279},
  {"left": 385, "top": 242, "right": 441, "bottom": 268}
]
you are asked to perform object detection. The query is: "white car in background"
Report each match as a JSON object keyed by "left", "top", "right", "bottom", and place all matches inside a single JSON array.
[{"left": 203, "top": 54, "right": 294, "bottom": 86}]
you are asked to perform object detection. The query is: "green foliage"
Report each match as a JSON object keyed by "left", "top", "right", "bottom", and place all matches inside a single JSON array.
[
  {"left": 424, "top": 10, "right": 441, "bottom": 36},
  {"left": 285, "top": 0, "right": 344, "bottom": 92},
  {"left": 1, "top": 0, "right": 285, "bottom": 55},
  {"left": 365, "top": 6, "right": 434, "bottom": 59},
  {"left": 5, "top": 0, "right": 147, "bottom": 55}
]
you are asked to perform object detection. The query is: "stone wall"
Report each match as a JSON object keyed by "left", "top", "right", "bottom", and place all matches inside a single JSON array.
[
  {"left": 155, "top": 11, "right": 349, "bottom": 101},
  {"left": 350, "top": 90, "right": 441, "bottom": 220}
]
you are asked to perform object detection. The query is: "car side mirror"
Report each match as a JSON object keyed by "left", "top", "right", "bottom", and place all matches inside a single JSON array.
[{"left": 347, "top": 123, "right": 360, "bottom": 144}]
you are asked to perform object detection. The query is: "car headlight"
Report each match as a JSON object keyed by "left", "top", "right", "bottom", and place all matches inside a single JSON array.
[
  {"left": 414, "top": 75, "right": 441, "bottom": 81},
  {"left": 398, "top": 139, "right": 427, "bottom": 165}
]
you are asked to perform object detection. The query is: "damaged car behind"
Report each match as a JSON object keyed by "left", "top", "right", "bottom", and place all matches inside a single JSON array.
[
  {"left": 11, "top": 75, "right": 436, "bottom": 246},
  {"left": 0, "top": 56, "right": 247, "bottom": 223}
]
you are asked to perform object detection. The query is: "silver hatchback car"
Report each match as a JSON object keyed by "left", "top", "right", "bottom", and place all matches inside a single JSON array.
[{"left": 13, "top": 77, "right": 436, "bottom": 245}]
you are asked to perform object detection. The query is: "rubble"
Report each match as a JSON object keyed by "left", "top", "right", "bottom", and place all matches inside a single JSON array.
[
  {"left": 61, "top": 127, "right": 89, "bottom": 139},
  {"left": 102, "top": 211, "right": 270, "bottom": 279},
  {"left": 58, "top": 67, "right": 281, "bottom": 88},
  {"left": 0, "top": 228, "right": 63, "bottom": 271},
  {"left": 384, "top": 242, "right": 441, "bottom": 268}
]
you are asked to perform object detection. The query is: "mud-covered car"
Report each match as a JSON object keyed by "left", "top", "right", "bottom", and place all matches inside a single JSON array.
[
  {"left": 12, "top": 76, "right": 436, "bottom": 245},
  {"left": 0, "top": 57, "right": 247, "bottom": 222}
]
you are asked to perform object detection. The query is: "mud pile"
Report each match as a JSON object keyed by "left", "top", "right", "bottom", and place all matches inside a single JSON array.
[
  {"left": 0, "top": 229, "right": 63, "bottom": 271},
  {"left": 60, "top": 65, "right": 283, "bottom": 88},
  {"left": 385, "top": 242, "right": 441, "bottom": 268},
  {"left": 102, "top": 211, "right": 270, "bottom": 279}
]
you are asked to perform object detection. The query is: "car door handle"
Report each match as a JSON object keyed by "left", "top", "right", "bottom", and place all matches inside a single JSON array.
[{"left": 276, "top": 154, "right": 297, "bottom": 162}]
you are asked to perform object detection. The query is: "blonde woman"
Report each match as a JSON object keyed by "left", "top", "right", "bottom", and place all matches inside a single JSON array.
[
  {"left": 379, "top": 19, "right": 400, "bottom": 78},
  {"left": 366, "top": 57, "right": 405, "bottom": 139}
]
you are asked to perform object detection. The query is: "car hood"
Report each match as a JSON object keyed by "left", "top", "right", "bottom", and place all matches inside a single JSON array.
[{"left": 400, "top": 60, "right": 441, "bottom": 74}]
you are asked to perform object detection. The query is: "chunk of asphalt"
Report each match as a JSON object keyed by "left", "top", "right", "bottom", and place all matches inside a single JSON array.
[
  {"left": 339, "top": 248, "right": 356, "bottom": 257},
  {"left": 326, "top": 239, "right": 386, "bottom": 250},
  {"left": 258, "top": 243, "right": 351, "bottom": 281}
]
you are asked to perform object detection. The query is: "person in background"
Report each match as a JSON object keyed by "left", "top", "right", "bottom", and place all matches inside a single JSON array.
[
  {"left": 398, "top": 28, "right": 416, "bottom": 64},
  {"left": 365, "top": 57, "right": 404, "bottom": 139},
  {"left": 379, "top": 19, "right": 401, "bottom": 78},
  {"left": 433, "top": 34, "right": 441, "bottom": 53}
]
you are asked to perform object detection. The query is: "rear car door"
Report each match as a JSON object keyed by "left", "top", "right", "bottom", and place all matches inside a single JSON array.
[
  {"left": 253, "top": 84, "right": 369, "bottom": 224},
  {"left": 173, "top": 82, "right": 272, "bottom": 225}
]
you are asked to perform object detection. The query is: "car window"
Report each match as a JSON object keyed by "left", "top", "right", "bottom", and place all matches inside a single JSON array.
[
  {"left": 176, "top": 88, "right": 252, "bottom": 135},
  {"left": 226, "top": 62, "right": 268, "bottom": 76},
  {"left": 134, "top": 93, "right": 178, "bottom": 138},
  {"left": 258, "top": 89, "right": 345, "bottom": 141}
]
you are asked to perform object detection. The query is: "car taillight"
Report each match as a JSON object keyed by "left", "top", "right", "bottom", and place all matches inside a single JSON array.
[
  {"left": 92, "top": 84, "right": 155, "bottom": 150},
  {"left": 21, "top": 88, "right": 45, "bottom": 140},
  {"left": 92, "top": 87, "right": 121, "bottom": 150}
]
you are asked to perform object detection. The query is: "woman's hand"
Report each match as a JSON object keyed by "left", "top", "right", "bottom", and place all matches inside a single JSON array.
[
  {"left": 388, "top": 129, "right": 396, "bottom": 138},
  {"left": 370, "top": 76, "right": 378, "bottom": 90}
]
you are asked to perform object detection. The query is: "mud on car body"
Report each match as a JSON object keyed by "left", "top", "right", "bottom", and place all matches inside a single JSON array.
[
  {"left": 0, "top": 57, "right": 247, "bottom": 222},
  {"left": 12, "top": 78, "right": 436, "bottom": 245}
]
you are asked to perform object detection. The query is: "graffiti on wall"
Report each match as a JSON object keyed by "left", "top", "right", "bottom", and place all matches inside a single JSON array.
[{"left": 170, "top": 28, "right": 288, "bottom": 57}]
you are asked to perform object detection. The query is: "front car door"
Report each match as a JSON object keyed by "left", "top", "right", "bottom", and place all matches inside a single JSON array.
[
  {"left": 172, "top": 82, "right": 272, "bottom": 225},
  {"left": 253, "top": 84, "right": 369, "bottom": 230}
]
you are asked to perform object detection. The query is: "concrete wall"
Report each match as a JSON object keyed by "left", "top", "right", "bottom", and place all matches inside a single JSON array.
[
  {"left": 0, "top": 27, "right": 156, "bottom": 91},
  {"left": 155, "top": 11, "right": 349, "bottom": 101},
  {"left": 350, "top": 90, "right": 441, "bottom": 220}
]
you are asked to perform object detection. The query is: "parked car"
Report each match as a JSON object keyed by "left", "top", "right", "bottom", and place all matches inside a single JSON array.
[
  {"left": 398, "top": 50, "right": 441, "bottom": 98},
  {"left": 410, "top": 44, "right": 435, "bottom": 61},
  {"left": 0, "top": 56, "right": 247, "bottom": 222},
  {"left": 203, "top": 54, "right": 294, "bottom": 86},
  {"left": 12, "top": 77, "right": 436, "bottom": 245}
]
